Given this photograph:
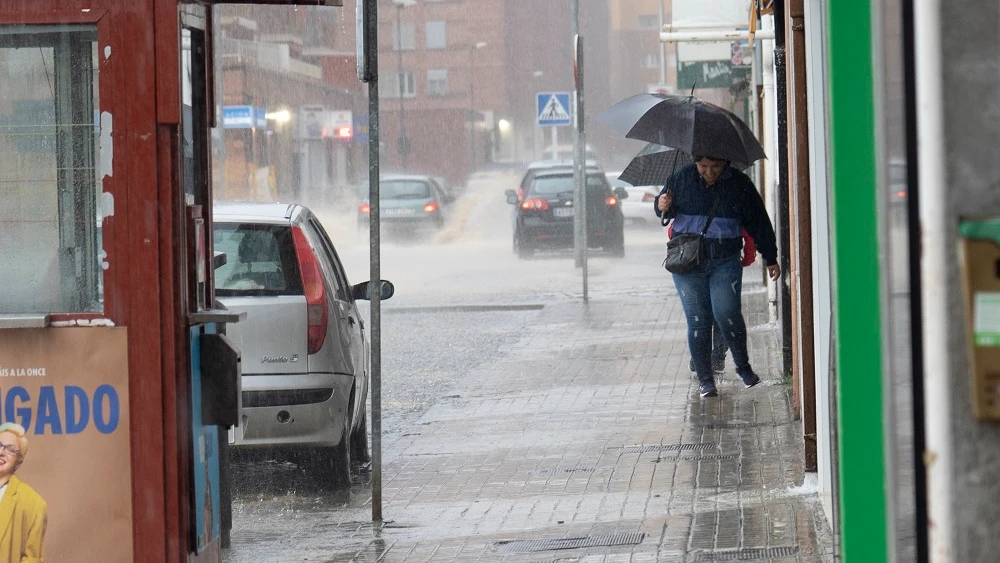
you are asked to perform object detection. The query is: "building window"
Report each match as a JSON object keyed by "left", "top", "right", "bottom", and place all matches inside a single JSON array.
[
  {"left": 638, "top": 14, "right": 659, "bottom": 29},
  {"left": 0, "top": 25, "right": 103, "bottom": 314},
  {"left": 641, "top": 53, "right": 660, "bottom": 69},
  {"left": 426, "top": 21, "right": 446, "bottom": 50},
  {"left": 427, "top": 69, "right": 448, "bottom": 96},
  {"left": 379, "top": 70, "right": 416, "bottom": 98},
  {"left": 392, "top": 21, "right": 415, "bottom": 51}
]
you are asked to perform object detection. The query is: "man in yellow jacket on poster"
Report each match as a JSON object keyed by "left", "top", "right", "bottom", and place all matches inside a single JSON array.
[{"left": 0, "top": 423, "right": 46, "bottom": 563}]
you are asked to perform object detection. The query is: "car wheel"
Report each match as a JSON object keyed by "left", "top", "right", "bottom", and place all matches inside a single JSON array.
[
  {"left": 350, "top": 408, "right": 371, "bottom": 467},
  {"left": 608, "top": 230, "right": 625, "bottom": 258},
  {"left": 311, "top": 418, "right": 352, "bottom": 490},
  {"left": 513, "top": 229, "right": 533, "bottom": 259}
]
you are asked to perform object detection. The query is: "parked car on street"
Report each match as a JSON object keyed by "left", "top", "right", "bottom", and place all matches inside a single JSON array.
[
  {"left": 606, "top": 172, "right": 661, "bottom": 226},
  {"left": 213, "top": 202, "right": 394, "bottom": 489},
  {"left": 506, "top": 169, "right": 628, "bottom": 258},
  {"left": 356, "top": 174, "right": 454, "bottom": 235}
]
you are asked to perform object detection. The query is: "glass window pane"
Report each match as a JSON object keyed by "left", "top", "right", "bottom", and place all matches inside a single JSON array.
[
  {"left": 427, "top": 69, "right": 448, "bottom": 96},
  {"left": 426, "top": 21, "right": 446, "bottom": 50},
  {"left": 0, "top": 25, "right": 101, "bottom": 314}
]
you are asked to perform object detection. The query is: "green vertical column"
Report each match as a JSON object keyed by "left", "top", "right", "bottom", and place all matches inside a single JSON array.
[{"left": 825, "top": 0, "right": 888, "bottom": 560}]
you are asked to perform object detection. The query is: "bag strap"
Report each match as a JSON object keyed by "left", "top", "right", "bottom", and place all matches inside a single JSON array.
[
  {"left": 700, "top": 188, "right": 721, "bottom": 236},
  {"left": 660, "top": 185, "right": 722, "bottom": 231}
]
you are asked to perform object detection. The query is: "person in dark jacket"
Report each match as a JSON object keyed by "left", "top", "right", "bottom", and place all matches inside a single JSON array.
[{"left": 655, "top": 155, "right": 780, "bottom": 398}]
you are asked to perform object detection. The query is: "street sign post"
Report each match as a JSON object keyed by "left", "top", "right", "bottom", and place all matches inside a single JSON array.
[
  {"left": 537, "top": 92, "right": 571, "bottom": 126},
  {"left": 537, "top": 92, "right": 571, "bottom": 160}
]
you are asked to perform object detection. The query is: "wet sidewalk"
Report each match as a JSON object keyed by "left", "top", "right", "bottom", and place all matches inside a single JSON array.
[
  {"left": 224, "top": 231, "right": 836, "bottom": 562},
  {"left": 334, "top": 258, "right": 835, "bottom": 561}
]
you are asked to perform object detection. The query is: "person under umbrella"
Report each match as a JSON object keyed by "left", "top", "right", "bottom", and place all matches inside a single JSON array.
[{"left": 655, "top": 155, "right": 780, "bottom": 398}]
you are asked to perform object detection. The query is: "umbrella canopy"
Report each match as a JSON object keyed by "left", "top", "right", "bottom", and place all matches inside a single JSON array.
[
  {"left": 618, "top": 144, "right": 689, "bottom": 187},
  {"left": 618, "top": 143, "right": 754, "bottom": 188},
  {"left": 596, "top": 93, "right": 766, "bottom": 167}
]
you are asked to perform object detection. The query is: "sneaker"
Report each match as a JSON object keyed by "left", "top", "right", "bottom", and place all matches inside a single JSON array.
[
  {"left": 699, "top": 382, "right": 719, "bottom": 398},
  {"left": 738, "top": 370, "right": 761, "bottom": 389}
]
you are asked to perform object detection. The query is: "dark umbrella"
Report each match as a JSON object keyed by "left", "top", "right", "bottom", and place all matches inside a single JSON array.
[
  {"left": 596, "top": 93, "right": 766, "bottom": 166},
  {"left": 618, "top": 143, "right": 754, "bottom": 188},
  {"left": 618, "top": 144, "right": 689, "bottom": 187}
]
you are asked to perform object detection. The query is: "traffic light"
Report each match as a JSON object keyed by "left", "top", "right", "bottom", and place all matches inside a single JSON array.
[{"left": 336, "top": 126, "right": 352, "bottom": 140}]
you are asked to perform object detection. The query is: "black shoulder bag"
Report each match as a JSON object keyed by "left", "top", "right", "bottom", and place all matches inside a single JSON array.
[{"left": 662, "top": 189, "right": 720, "bottom": 274}]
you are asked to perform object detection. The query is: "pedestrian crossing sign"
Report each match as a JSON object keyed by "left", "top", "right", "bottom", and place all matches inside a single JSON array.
[{"left": 537, "top": 92, "right": 572, "bottom": 126}]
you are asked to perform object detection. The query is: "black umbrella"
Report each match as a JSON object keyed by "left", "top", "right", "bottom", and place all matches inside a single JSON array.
[
  {"left": 596, "top": 93, "right": 766, "bottom": 166},
  {"left": 618, "top": 143, "right": 754, "bottom": 188},
  {"left": 618, "top": 144, "right": 689, "bottom": 187}
]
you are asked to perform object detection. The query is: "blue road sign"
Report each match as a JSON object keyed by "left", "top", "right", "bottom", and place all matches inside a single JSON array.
[{"left": 537, "top": 92, "right": 572, "bottom": 126}]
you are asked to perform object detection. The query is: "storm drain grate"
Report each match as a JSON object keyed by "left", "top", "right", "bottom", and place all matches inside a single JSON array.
[
  {"left": 536, "top": 467, "right": 596, "bottom": 475},
  {"left": 610, "top": 443, "right": 718, "bottom": 454},
  {"left": 677, "top": 453, "right": 740, "bottom": 461},
  {"left": 494, "top": 532, "right": 645, "bottom": 554},
  {"left": 696, "top": 421, "right": 781, "bottom": 429},
  {"left": 690, "top": 546, "right": 799, "bottom": 560}
]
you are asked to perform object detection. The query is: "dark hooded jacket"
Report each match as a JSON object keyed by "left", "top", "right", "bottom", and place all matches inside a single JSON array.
[{"left": 654, "top": 163, "right": 778, "bottom": 266}]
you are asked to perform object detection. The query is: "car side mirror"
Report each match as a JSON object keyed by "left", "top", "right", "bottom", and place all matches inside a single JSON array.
[
  {"left": 614, "top": 187, "right": 629, "bottom": 200},
  {"left": 352, "top": 280, "right": 395, "bottom": 301},
  {"left": 505, "top": 189, "right": 518, "bottom": 205}
]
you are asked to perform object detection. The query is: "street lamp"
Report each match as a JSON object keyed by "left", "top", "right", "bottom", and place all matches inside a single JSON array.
[
  {"left": 394, "top": 0, "right": 416, "bottom": 171},
  {"left": 468, "top": 41, "right": 487, "bottom": 178}
]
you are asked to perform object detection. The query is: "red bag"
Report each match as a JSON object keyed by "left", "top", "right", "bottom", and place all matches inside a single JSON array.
[{"left": 667, "top": 222, "right": 757, "bottom": 267}]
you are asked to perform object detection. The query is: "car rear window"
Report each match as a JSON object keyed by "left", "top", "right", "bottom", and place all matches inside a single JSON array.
[
  {"left": 381, "top": 180, "right": 431, "bottom": 199},
  {"left": 529, "top": 174, "right": 608, "bottom": 196},
  {"left": 213, "top": 223, "right": 303, "bottom": 297}
]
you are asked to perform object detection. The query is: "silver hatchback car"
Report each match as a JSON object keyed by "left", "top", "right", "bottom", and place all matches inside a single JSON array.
[{"left": 213, "top": 202, "right": 393, "bottom": 488}]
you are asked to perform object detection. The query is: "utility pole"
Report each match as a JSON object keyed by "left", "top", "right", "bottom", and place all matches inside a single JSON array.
[{"left": 394, "top": 0, "right": 414, "bottom": 171}]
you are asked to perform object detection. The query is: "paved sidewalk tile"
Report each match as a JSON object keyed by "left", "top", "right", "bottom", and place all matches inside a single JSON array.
[{"left": 355, "top": 281, "right": 835, "bottom": 562}]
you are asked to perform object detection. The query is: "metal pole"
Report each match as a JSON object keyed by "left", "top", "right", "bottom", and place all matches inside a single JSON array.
[
  {"left": 469, "top": 46, "right": 476, "bottom": 177},
  {"left": 575, "top": 34, "right": 587, "bottom": 300},
  {"left": 571, "top": 0, "right": 582, "bottom": 268},
  {"left": 396, "top": 3, "right": 407, "bottom": 171},
  {"left": 658, "top": 0, "right": 666, "bottom": 86},
  {"left": 361, "top": 0, "right": 383, "bottom": 525}
]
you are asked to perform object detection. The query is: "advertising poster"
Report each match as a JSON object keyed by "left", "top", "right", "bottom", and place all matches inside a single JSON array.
[
  {"left": 189, "top": 327, "right": 220, "bottom": 552},
  {"left": 0, "top": 328, "right": 132, "bottom": 562}
]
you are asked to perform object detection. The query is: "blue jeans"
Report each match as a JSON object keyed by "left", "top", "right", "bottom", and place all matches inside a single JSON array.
[{"left": 672, "top": 256, "right": 751, "bottom": 385}]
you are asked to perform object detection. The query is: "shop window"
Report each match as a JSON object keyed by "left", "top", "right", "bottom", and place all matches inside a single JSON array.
[{"left": 0, "top": 25, "right": 102, "bottom": 314}]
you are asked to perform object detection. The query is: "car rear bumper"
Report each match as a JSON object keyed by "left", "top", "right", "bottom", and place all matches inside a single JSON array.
[
  {"left": 230, "top": 372, "right": 353, "bottom": 449},
  {"left": 519, "top": 218, "right": 622, "bottom": 248}
]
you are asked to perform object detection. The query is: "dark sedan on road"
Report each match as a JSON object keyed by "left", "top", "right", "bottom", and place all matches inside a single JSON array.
[{"left": 506, "top": 170, "right": 628, "bottom": 258}]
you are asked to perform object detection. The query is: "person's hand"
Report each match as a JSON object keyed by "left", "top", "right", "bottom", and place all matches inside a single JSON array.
[
  {"left": 657, "top": 189, "right": 673, "bottom": 213},
  {"left": 767, "top": 264, "right": 781, "bottom": 281}
]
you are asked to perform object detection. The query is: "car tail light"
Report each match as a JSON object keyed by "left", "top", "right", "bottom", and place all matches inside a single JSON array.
[
  {"left": 520, "top": 198, "right": 549, "bottom": 211},
  {"left": 359, "top": 202, "right": 371, "bottom": 214},
  {"left": 605, "top": 195, "right": 618, "bottom": 206},
  {"left": 291, "top": 226, "right": 328, "bottom": 354},
  {"left": 642, "top": 192, "right": 656, "bottom": 202},
  {"left": 423, "top": 201, "right": 439, "bottom": 213}
]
